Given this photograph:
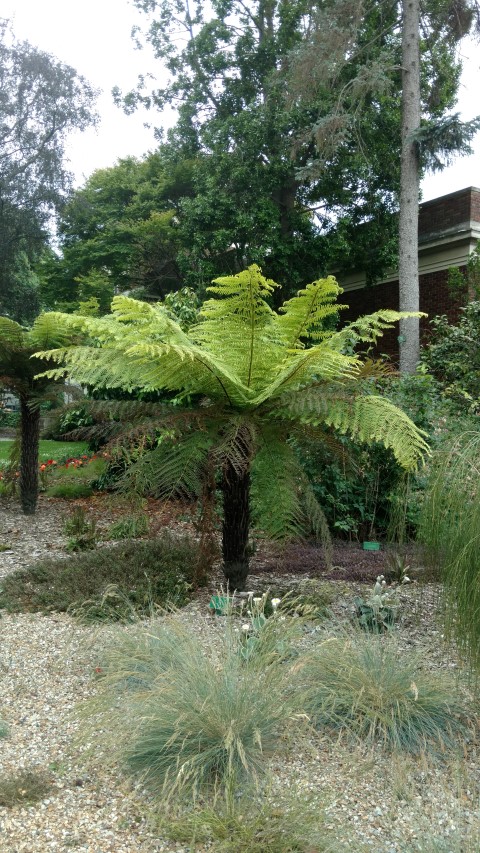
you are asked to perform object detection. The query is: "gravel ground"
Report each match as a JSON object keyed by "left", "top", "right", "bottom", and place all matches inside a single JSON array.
[{"left": 0, "top": 497, "right": 479, "bottom": 852}]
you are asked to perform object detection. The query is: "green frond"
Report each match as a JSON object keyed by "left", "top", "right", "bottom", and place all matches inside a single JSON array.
[
  {"left": 111, "top": 296, "right": 191, "bottom": 346},
  {"left": 323, "top": 395, "right": 429, "bottom": 471},
  {"left": 250, "top": 345, "right": 357, "bottom": 406},
  {"left": 206, "top": 264, "right": 278, "bottom": 301},
  {"left": 251, "top": 433, "right": 306, "bottom": 541},
  {"left": 277, "top": 276, "right": 348, "bottom": 348},
  {"left": 271, "top": 383, "right": 353, "bottom": 424},
  {"left": 0, "top": 317, "right": 26, "bottom": 352},
  {"left": 192, "top": 265, "right": 280, "bottom": 390},
  {"left": 330, "top": 310, "right": 427, "bottom": 351},
  {"left": 27, "top": 313, "right": 76, "bottom": 350},
  {"left": 122, "top": 429, "right": 213, "bottom": 500},
  {"left": 210, "top": 415, "right": 259, "bottom": 474},
  {"left": 300, "top": 479, "right": 333, "bottom": 568}
]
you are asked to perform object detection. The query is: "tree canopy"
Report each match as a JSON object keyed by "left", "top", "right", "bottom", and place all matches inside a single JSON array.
[
  {"left": 0, "top": 19, "right": 98, "bottom": 322},
  {"left": 39, "top": 153, "right": 192, "bottom": 312}
]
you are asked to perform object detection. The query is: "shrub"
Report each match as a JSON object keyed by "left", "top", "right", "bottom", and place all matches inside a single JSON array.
[
  {"left": 106, "top": 513, "right": 149, "bottom": 540},
  {"left": 0, "top": 769, "right": 52, "bottom": 807},
  {"left": 45, "top": 483, "right": 94, "bottom": 499},
  {"left": 422, "top": 302, "right": 480, "bottom": 414},
  {"left": 90, "top": 611, "right": 304, "bottom": 800},
  {"left": 0, "top": 535, "right": 199, "bottom": 620},
  {"left": 420, "top": 432, "right": 480, "bottom": 674},
  {"left": 0, "top": 409, "right": 19, "bottom": 429},
  {"left": 302, "top": 632, "right": 468, "bottom": 753}
]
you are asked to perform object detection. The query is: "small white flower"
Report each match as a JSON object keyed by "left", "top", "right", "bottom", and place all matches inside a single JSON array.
[
  {"left": 381, "top": 580, "right": 387, "bottom": 587},
  {"left": 247, "top": 591, "right": 254, "bottom": 598},
  {"left": 271, "top": 598, "right": 281, "bottom": 610},
  {"left": 253, "top": 597, "right": 262, "bottom": 605},
  {"left": 241, "top": 623, "right": 250, "bottom": 633},
  {"left": 403, "top": 576, "right": 411, "bottom": 583}
]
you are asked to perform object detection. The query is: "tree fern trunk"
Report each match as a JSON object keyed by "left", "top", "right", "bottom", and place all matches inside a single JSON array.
[
  {"left": 222, "top": 461, "right": 251, "bottom": 591},
  {"left": 19, "top": 400, "right": 40, "bottom": 515}
]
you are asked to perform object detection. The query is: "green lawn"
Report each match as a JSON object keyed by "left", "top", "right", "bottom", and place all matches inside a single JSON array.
[{"left": 0, "top": 440, "right": 89, "bottom": 466}]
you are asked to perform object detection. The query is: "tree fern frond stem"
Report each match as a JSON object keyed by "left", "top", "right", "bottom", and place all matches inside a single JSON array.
[
  {"left": 247, "top": 272, "right": 255, "bottom": 388},
  {"left": 194, "top": 356, "right": 234, "bottom": 406}
]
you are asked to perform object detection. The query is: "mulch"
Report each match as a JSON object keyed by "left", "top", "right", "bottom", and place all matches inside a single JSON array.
[{"left": 57, "top": 493, "right": 422, "bottom": 585}]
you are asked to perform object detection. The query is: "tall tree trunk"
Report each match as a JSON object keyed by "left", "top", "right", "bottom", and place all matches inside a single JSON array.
[
  {"left": 398, "top": 0, "right": 421, "bottom": 374},
  {"left": 19, "top": 399, "right": 40, "bottom": 515},
  {"left": 221, "top": 460, "right": 251, "bottom": 591}
]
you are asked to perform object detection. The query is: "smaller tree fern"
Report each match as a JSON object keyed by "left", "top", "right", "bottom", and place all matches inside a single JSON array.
[
  {"left": 35, "top": 265, "right": 428, "bottom": 586},
  {"left": 0, "top": 314, "right": 76, "bottom": 514}
]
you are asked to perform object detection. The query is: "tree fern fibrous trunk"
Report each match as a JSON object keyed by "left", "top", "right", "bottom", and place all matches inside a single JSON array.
[
  {"left": 399, "top": 0, "right": 421, "bottom": 374},
  {"left": 221, "top": 461, "right": 251, "bottom": 591},
  {"left": 19, "top": 400, "right": 40, "bottom": 515}
]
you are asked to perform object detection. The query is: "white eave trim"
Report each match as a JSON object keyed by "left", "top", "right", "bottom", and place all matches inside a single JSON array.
[{"left": 338, "top": 225, "right": 480, "bottom": 293}]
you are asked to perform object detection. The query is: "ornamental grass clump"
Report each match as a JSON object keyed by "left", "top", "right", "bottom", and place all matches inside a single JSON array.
[
  {"left": 159, "top": 786, "right": 343, "bottom": 852},
  {"left": 90, "top": 609, "right": 304, "bottom": 801},
  {"left": 420, "top": 431, "right": 480, "bottom": 674},
  {"left": 302, "top": 632, "right": 468, "bottom": 753}
]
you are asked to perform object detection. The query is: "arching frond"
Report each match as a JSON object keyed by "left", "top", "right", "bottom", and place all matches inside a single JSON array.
[
  {"left": 111, "top": 295, "right": 192, "bottom": 346},
  {"left": 271, "top": 383, "right": 354, "bottom": 424},
  {"left": 251, "top": 432, "right": 306, "bottom": 541},
  {"left": 121, "top": 429, "right": 213, "bottom": 500},
  {"left": 277, "top": 276, "right": 348, "bottom": 348},
  {"left": 0, "top": 317, "right": 25, "bottom": 352},
  {"left": 250, "top": 345, "right": 357, "bottom": 406},
  {"left": 323, "top": 395, "right": 429, "bottom": 471},
  {"left": 329, "top": 310, "right": 426, "bottom": 351},
  {"left": 27, "top": 313, "right": 76, "bottom": 350}
]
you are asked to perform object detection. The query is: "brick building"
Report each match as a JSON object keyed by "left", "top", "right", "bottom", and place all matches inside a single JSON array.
[{"left": 337, "top": 186, "right": 480, "bottom": 359}]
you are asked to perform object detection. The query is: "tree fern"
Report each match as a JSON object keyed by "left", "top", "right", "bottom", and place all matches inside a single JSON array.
[
  {"left": 0, "top": 313, "right": 81, "bottom": 514},
  {"left": 34, "top": 265, "right": 428, "bottom": 586}
]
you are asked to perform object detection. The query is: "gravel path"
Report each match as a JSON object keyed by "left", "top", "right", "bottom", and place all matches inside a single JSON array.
[{"left": 0, "top": 497, "right": 479, "bottom": 852}]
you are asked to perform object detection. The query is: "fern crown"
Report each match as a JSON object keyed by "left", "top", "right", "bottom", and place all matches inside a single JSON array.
[{"left": 34, "top": 265, "right": 428, "bottom": 473}]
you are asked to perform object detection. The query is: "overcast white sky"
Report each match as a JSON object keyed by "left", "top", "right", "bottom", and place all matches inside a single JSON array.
[{"left": 2, "top": 0, "right": 480, "bottom": 200}]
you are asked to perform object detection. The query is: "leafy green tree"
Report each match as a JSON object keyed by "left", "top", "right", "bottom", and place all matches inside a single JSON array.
[
  {"left": 0, "top": 20, "right": 98, "bottom": 322},
  {"left": 0, "top": 315, "right": 76, "bottom": 514},
  {"left": 116, "top": 0, "right": 471, "bottom": 298},
  {"left": 36, "top": 265, "right": 427, "bottom": 587},
  {"left": 39, "top": 154, "right": 192, "bottom": 311}
]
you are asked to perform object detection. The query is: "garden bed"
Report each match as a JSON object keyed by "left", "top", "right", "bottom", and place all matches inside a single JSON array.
[{"left": 0, "top": 496, "right": 478, "bottom": 852}]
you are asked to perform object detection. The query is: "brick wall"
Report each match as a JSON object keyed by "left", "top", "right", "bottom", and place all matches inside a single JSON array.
[
  {"left": 419, "top": 187, "right": 480, "bottom": 238},
  {"left": 342, "top": 268, "right": 467, "bottom": 363},
  {"left": 337, "top": 187, "right": 480, "bottom": 363}
]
